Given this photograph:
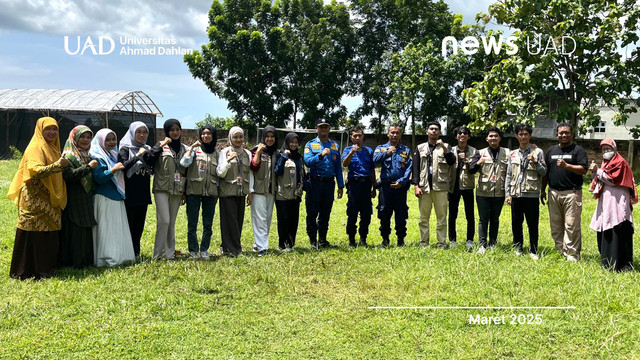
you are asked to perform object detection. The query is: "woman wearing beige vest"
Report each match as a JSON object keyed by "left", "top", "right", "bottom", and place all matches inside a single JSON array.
[
  {"left": 249, "top": 126, "right": 278, "bottom": 257},
  {"left": 181, "top": 125, "right": 219, "bottom": 260},
  {"left": 216, "top": 127, "right": 253, "bottom": 256},
  {"left": 274, "top": 132, "right": 304, "bottom": 251},
  {"left": 153, "top": 119, "right": 189, "bottom": 260}
]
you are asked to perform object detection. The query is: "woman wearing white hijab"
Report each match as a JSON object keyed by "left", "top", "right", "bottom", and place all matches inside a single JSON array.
[
  {"left": 90, "top": 128, "right": 135, "bottom": 267},
  {"left": 217, "top": 126, "right": 253, "bottom": 256},
  {"left": 118, "top": 121, "right": 169, "bottom": 258}
]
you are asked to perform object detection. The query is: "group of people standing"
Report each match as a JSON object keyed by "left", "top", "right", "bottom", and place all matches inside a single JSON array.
[{"left": 7, "top": 117, "right": 636, "bottom": 280}]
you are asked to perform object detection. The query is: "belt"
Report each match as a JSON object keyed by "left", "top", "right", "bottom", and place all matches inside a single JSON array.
[
  {"left": 349, "top": 177, "right": 370, "bottom": 183},
  {"left": 310, "top": 176, "right": 335, "bottom": 183}
]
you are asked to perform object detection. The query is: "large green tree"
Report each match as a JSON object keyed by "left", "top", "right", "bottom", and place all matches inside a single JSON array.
[
  {"left": 184, "top": 0, "right": 355, "bottom": 129},
  {"left": 463, "top": 0, "right": 640, "bottom": 135}
]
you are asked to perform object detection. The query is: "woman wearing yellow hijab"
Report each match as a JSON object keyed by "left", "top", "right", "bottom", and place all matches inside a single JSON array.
[{"left": 8, "top": 117, "right": 69, "bottom": 280}]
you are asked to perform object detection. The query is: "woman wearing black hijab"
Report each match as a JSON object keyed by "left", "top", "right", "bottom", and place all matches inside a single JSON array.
[
  {"left": 180, "top": 125, "right": 219, "bottom": 260},
  {"left": 273, "top": 132, "right": 304, "bottom": 251},
  {"left": 249, "top": 125, "right": 278, "bottom": 256},
  {"left": 152, "top": 118, "right": 190, "bottom": 260}
]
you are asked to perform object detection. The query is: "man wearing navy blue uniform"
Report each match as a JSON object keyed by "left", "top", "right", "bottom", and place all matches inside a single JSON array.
[
  {"left": 373, "top": 124, "right": 412, "bottom": 247},
  {"left": 304, "top": 118, "right": 344, "bottom": 249},
  {"left": 342, "top": 125, "right": 376, "bottom": 247}
]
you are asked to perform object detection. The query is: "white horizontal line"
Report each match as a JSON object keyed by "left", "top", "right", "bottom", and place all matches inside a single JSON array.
[{"left": 368, "top": 306, "right": 576, "bottom": 310}]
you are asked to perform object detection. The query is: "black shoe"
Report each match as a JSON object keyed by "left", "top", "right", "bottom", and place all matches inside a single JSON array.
[
  {"left": 319, "top": 240, "right": 337, "bottom": 249},
  {"left": 397, "top": 238, "right": 405, "bottom": 247},
  {"left": 379, "top": 242, "right": 389, "bottom": 249},
  {"left": 310, "top": 240, "right": 319, "bottom": 250},
  {"left": 257, "top": 250, "right": 267, "bottom": 257},
  {"left": 349, "top": 242, "right": 357, "bottom": 248},
  {"left": 358, "top": 239, "right": 368, "bottom": 247}
]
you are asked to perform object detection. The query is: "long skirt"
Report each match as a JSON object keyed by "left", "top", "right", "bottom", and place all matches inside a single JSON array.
[
  {"left": 59, "top": 213, "right": 93, "bottom": 268},
  {"left": 93, "top": 194, "right": 135, "bottom": 267},
  {"left": 597, "top": 220, "right": 634, "bottom": 271},
  {"left": 10, "top": 229, "right": 59, "bottom": 280}
]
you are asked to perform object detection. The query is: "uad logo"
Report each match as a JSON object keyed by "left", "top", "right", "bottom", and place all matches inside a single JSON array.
[{"left": 64, "top": 36, "right": 115, "bottom": 55}]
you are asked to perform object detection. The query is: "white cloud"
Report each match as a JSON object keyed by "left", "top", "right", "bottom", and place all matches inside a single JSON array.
[
  {"left": 0, "top": 56, "right": 52, "bottom": 77},
  {"left": 0, "top": 0, "right": 211, "bottom": 48}
]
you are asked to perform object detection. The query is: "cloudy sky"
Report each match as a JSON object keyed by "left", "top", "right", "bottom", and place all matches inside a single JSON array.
[{"left": 0, "top": 0, "right": 495, "bottom": 129}]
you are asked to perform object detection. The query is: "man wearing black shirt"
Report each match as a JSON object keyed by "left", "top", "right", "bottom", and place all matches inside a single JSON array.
[{"left": 541, "top": 123, "right": 588, "bottom": 262}]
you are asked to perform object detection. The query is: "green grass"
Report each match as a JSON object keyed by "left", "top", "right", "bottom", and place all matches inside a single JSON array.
[{"left": 0, "top": 159, "right": 638, "bottom": 359}]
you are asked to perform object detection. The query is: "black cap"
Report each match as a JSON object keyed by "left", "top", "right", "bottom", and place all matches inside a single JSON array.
[{"left": 315, "top": 118, "right": 330, "bottom": 127}]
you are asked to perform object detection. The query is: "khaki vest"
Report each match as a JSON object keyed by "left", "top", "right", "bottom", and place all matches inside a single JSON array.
[
  {"left": 416, "top": 142, "right": 455, "bottom": 193},
  {"left": 453, "top": 145, "right": 477, "bottom": 190},
  {"left": 476, "top": 147, "right": 509, "bottom": 197},
  {"left": 185, "top": 148, "right": 219, "bottom": 197},
  {"left": 275, "top": 157, "right": 303, "bottom": 201},
  {"left": 153, "top": 144, "right": 188, "bottom": 195},
  {"left": 252, "top": 152, "right": 276, "bottom": 195},
  {"left": 218, "top": 147, "right": 251, "bottom": 197},
  {"left": 508, "top": 148, "right": 543, "bottom": 197}
]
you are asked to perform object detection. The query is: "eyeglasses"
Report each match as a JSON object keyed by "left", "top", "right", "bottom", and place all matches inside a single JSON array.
[{"left": 458, "top": 132, "right": 470, "bottom": 135}]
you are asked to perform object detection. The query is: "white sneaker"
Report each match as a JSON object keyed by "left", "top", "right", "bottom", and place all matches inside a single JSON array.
[
  {"left": 283, "top": 247, "right": 293, "bottom": 253},
  {"left": 529, "top": 253, "right": 539, "bottom": 260},
  {"left": 200, "top": 251, "right": 210, "bottom": 260},
  {"left": 567, "top": 255, "right": 579, "bottom": 262},
  {"left": 477, "top": 246, "right": 486, "bottom": 254},
  {"left": 189, "top": 252, "right": 199, "bottom": 259},
  {"left": 514, "top": 249, "right": 522, "bottom": 256}
]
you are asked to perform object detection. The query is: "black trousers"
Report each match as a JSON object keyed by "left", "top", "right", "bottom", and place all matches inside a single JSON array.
[
  {"left": 377, "top": 185, "right": 409, "bottom": 241},
  {"left": 220, "top": 196, "right": 245, "bottom": 255},
  {"left": 126, "top": 204, "right": 148, "bottom": 257},
  {"left": 511, "top": 197, "right": 539, "bottom": 254},
  {"left": 476, "top": 195, "right": 504, "bottom": 247},
  {"left": 305, "top": 179, "right": 335, "bottom": 243},
  {"left": 448, "top": 189, "right": 475, "bottom": 242},
  {"left": 346, "top": 179, "right": 373, "bottom": 238},
  {"left": 275, "top": 199, "right": 300, "bottom": 249}
]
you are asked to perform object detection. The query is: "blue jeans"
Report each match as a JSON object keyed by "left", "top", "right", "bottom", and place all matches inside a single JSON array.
[{"left": 186, "top": 195, "right": 217, "bottom": 253}]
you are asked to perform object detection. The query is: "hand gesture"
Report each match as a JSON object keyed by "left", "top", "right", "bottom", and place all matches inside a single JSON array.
[
  {"left": 589, "top": 161, "right": 598, "bottom": 173},
  {"left": 321, "top": 148, "right": 331, "bottom": 157},
  {"left": 477, "top": 157, "right": 486, "bottom": 166},
  {"left": 161, "top": 137, "right": 172, "bottom": 146},
  {"left": 227, "top": 151, "right": 238, "bottom": 161},
  {"left": 414, "top": 185, "right": 423, "bottom": 198},
  {"left": 557, "top": 159, "right": 567, "bottom": 168},
  {"left": 191, "top": 140, "right": 201, "bottom": 149},
  {"left": 284, "top": 150, "right": 291, "bottom": 156},
  {"left": 112, "top": 162, "right": 125, "bottom": 173},
  {"left": 246, "top": 193, "right": 253, "bottom": 206},
  {"left": 506, "top": 196, "right": 512, "bottom": 206},
  {"left": 257, "top": 143, "right": 266, "bottom": 153},
  {"left": 88, "top": 160, "right": 98, "bottom": 169},
  {"left": 59, "top": 157, "right": 70, "bottom": 168},
  {"left": 387, "top": 146, "right": 396, "bottom": 156},
  {"left": 459, "top": 152, "right": 466, "bottom": 161},
  {"left": 136, "top": 148, "right": 147, "bottom": 157},
  {"left": 528, "top": 153, "right": 537, "bottom": 164},
  {"left": 437, "top": 139, "right": 446, "bottom": 150},
  {"left": 351, "top": 144, "right": 360, "bottom": 153}
]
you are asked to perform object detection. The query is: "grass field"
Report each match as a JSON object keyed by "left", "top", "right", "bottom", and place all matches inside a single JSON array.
[{"left": 0, "top": 158, "right": 638, "bottom": 359}]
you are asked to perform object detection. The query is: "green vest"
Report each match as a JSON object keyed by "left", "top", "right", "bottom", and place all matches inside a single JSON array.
[
  {"left": 416, "top": 142, "right": 455, "bottom": 193},
  {"left": 153, "top": 143, "right": 188, "bottom": 195},
  {"left": 218, "top": 147, "right": 251, "bottom": 197},
  {"left": 476, "top": 147, "right": 509, "bottom": 197},
  {"left": 185, "top": 148, "right": 219, "bottom": 197}
]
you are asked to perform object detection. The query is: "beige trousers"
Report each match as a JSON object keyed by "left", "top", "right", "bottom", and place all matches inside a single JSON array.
[
  {"left": 418, "top": 190, "right": 449, "bottom": 246},
  {"left": 548, "top": 189, "right": 582, "bottom": 259}
]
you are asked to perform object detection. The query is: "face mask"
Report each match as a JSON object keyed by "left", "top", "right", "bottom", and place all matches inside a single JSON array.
[{"left": 603, "top": 151, "right": 615, "bottom": 160}]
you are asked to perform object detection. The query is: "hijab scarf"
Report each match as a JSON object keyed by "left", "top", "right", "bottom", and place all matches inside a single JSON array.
[
  {"left": 200, "top": 125, "right": 217, "bottom": 154},
  {"left": 90, "top": 129, "right": 126, "bottom": 199},
  {"left": 62, "top": 125, "right": 93, "bottom": 192},
  {"left": 163, "top": 118, "right": 182, "bottom": 154},
  {"left": 8, "top": 117, "right": 67, "bottom": 209}
]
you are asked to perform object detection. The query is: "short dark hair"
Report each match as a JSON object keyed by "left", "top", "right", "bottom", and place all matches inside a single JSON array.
[
  {"left": 350, "top": 125, "right": 363, "bottom": 135},
  {"left": 514, "top": 123, "right": 533, "bottom": 135},
  {"left": 426, "top": 121, "right": 441, "bottom": 131},
  {"left": 556, "top": 122, "right": 573, "bottom": 134},
  {"left": 388, "top": 124, "right": 402, "bottom": 132},
  {"left": 454, "top": 126, "right": 470, "bottom": 135},
  {"left": 486, "top": 126, "right": 503, "bottom": 138}
]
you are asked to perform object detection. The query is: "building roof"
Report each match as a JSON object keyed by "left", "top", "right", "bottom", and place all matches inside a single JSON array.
[{"left": 0, "top": 89, "right": 163, "bottom": 116}]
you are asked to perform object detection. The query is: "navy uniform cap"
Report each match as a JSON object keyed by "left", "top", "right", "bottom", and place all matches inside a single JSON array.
[{"left": 315, "top": 118, "right": 330, "bottom": 126}]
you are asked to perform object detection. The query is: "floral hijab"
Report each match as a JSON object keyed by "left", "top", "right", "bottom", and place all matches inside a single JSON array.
[{"left": 62, "top": 125, "right": 93, "bottom": 192}]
